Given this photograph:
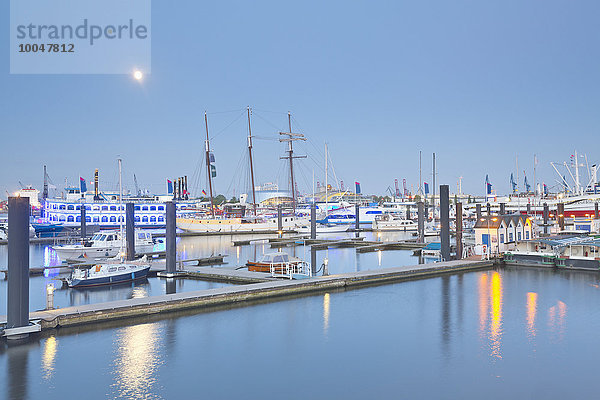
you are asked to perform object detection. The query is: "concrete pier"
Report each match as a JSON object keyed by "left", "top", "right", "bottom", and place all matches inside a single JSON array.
[{"left": 0, "top": 259, "right": 494, "bottom": 332}]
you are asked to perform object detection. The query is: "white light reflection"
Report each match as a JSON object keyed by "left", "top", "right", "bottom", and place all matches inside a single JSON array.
[
  {"left": 111, "top": 323, "right": 162, "bottom": 398},
  {"left": 42, "top": 336, "right": 58, "bottom": 380}
]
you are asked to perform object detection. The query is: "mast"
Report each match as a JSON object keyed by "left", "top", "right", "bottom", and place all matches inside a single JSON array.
[
  {"left": 205, "top": 112, "right": 215, "bottom": 218},
  {"left": 325, "top": 142, "right": 328, "bottom": 214},
  {"left": 575, "top": 150, "right": 581, "bottom": 194},
  {"left": 42, "top": 165, "right": 48, "bottom": 201},
  {"left": 432, "top": 153, "right": 436, "bottom": 221},
  {"left": 278, "top": 112, "right": 306, "bottom": 211},
  {"left": 418, "top": 151, "right": 422, "bottom": 197},
  {"left": 247, "top": 107, "right": 257, "bottom": 215},
  {"left": 118, "top": 158, "right": 124, "bottom": 256}
]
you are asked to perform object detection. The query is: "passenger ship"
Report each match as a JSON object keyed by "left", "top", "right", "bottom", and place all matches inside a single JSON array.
[{"left": 42, "top": 187, "right": 200, "bottom": 229}]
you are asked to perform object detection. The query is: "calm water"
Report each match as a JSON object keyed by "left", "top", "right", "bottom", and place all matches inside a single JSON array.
[
  {"left": 0, "top": 231, "right": 434, "bottom": 314},
  {"left": 2, "top": 267, "right": 600, "bottom": 399}
]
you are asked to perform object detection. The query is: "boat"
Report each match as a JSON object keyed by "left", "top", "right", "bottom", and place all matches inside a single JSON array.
[
  {"left": 67, "top": 262, "right": 151, "bottom": 288},
  {"left": 52, "top": 230, "right": 154, "bottom": 262},
  {"left": 246, "top": 251, "right": 303, "bottom": 272},
  {"left": 421, "top": 242, "right": 441, "bottom": 258},
  {"left": 372, "top": 214, "right": 418, "bottom": 231},
  {"left": 296, "top": 223, "right": 349, "bottom": 234}
]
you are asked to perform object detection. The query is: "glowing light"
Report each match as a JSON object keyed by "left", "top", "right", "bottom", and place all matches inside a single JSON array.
[
  {"left": 526, "top": 292, "right": 538, "bottom": 338},
  {"left": 133, "top": 70, "right": 143, "bottom": 81}
]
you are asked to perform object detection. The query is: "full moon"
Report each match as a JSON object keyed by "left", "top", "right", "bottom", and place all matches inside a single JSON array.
[{"left": 133, "top": 70, "right": 143, "bottom": 81}]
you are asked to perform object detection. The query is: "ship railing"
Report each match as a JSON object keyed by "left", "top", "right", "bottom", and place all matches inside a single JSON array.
[{"left": 270, "top": 261, "right": 312, "bottom": 279}]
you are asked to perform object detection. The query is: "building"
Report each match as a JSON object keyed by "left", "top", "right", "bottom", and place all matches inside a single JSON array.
[{"left": 474, "top": 214, "right": 533, "bottom": 255}]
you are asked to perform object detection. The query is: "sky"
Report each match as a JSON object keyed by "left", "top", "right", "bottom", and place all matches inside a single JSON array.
[{"left": 1, "top": 0, "right": 600, "bottom": 199}]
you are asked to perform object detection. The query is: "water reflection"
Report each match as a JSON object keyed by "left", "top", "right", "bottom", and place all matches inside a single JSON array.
[
  {"left": 548, "top": 300, "right": 568, "bottom": 342},
  {"left": 42, "top": 336, "right": 58, "bottom": 380},
  {"left": 111, "top": 323, "right": 162, "bottom": 398},
  {"left": 165, "top": 278, "right": 176, "bottom": 295},
  {"left": 323, "top": 293, "right": 330, "bottom": 337},
  {"left": 478, "top": 271, "right": 504, "bottom": 359},
  {"left": 526, "top": 292, "right": 538, "bottom": 338}
]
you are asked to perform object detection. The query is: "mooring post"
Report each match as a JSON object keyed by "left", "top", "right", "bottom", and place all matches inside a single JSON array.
[
  {"left": 165, "top": 278, "right": 176, "bottom": 295},
  {"left": 440, "top": 185, "right": 450, "bottom": 261},
  {"left": 7, "top": 196, "right": 30, "bottom": 339},
  {"left": 455, "top": 202, "right": 463, "bottom": 260},
  {"left": 487, "top": 202, "right": 491, "bottom": 216},
  {"left": 424, "top": 202, "right": 429, "bottom": 222},
  {"left": 406, "top": 204, "right": 411, "bottom": 220},
  {"left": 557, "top": 203, "right": 565, "bottom": 231},
  {"left": 311, "top": 246, "right": 317, "bottom": 276},
  {"left": 526, "top": 203, "right": 531, "bottom": 215},
  {"left": 595, "top": 202, "right": 599, "bottom": 219},
  {"left": 417, "top": 201, "right": 425, "bottom": 243},
  {"left": 277, "top": 204, "right": 282, "bottom": 232},
  {"left": 543, "top": 203, "right": 549, "bottom": 235},
  {"left": 310, "top": 203, "right": 316, "bottom": 240},
  {"left": 499, "top": 203, "right": 505, "bottom": 215},
  {"left": 126, "top": 202, "right": 135, "bottom": 261},
  {"left": 80, "top": 205, "right": 86, "bottom": 242},
  {"left": 355, "top": 203, "right": 360, "bottom": 237},
  {"left": 166, "top": 201, "right": 176, "bottom": 274}
]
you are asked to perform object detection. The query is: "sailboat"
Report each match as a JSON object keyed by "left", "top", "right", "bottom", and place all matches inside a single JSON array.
[
  {"left": 67, "top": 159, "right": 150, "bottom": 288},
  {"left": 177, "top": 109, "right": 308, "bottom": 233}
]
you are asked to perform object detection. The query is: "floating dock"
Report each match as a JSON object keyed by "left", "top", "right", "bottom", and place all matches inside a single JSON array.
[{"left": 0, "top": 258, "right": 495, "bottom": 332}]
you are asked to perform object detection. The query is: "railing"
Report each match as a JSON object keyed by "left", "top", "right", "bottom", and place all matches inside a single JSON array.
[{"left": 270, "top": 261, "right": 312, "bottom": 279}]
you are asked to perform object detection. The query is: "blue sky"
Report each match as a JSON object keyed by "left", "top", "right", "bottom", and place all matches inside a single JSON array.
[{"left": 1, "top": 0, "right": 599, "bottom": 199}]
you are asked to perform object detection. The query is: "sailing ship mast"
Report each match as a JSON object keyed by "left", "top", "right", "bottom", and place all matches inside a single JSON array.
[
  {"left": 325, "top": 142, "right": 328, "bottom": 214},
  {"left": 247, "top": 107, "right": 257, "bottom": 216},
  {"left": 279, "top": 112, "right": 306, "bottom": 211},
  {"left": 118, "top": 158, "right": 124, "bottom": 258},
  {"left": 204, "top": 112, "right": 215, "bottom": 218}
]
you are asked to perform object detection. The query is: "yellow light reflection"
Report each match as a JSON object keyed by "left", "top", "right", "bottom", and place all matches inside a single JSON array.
[
  {"left": 42, "top": 336, "right": 58, "bottom": 380},
  {"left": 526, "top": 292, "right": 538, "bottom": 338},
  {"left": 323, "top": 293, "right": 330, "bottom": 336},
  {"left": 489, "top": 271, "right": 503, "bottom": 359},
  {"left": 478, "top": 273, "right": 489, "bottom": 335},
  {"left": 112, "top": 323, "right": 161, "bottom": 398},
  {"left": 131, "top": 286, "right": 148, "bottom": 299}
]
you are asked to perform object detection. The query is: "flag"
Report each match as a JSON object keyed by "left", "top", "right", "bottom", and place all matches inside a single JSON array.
[
  {"left": 167, "top": 179, "right": 173, "bottom": 194},
  {"left": 543, "top": 183, "right": 548, "bottom": 195},
  {"left": 201, "top": 190, "right": 207, "bottom": 196},
  {"left": 485, "top": 175, "right": 492, "bottom": 195},
  {"left": 424, "top": 182, "right": 429, "bottom": 195},
  {"left": 355, "top": 182, "right": 361, "bottom": 194},
  {"left": 79, "top": 177, "right": 87, "bottom": 193}
]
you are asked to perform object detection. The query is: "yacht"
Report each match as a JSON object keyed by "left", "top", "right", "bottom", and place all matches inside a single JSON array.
[
  {"left": 372, "top": 214, "right": 418, "bottom": 231},
  {"left": 67, "top": 261, "right": 151, "bottom": 288},
  {"left": 52, "top": 230, "right": 154, "bottom": 262}
]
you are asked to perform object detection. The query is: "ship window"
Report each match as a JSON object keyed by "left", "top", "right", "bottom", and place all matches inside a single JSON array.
[
  {"left": 142, "top": 206, "right": 149, "bottom": 211},
  {"left": 93, "top": 206, "right": 100, "bottom": 210},
  {"left": 138, "top": 233, "right": 146, "bottom": 239},
  {"left": 102, "top": 206, "right": 108, "bottom": 211},
  {"left": 158, "top": 206, "right": 164, "bottom": 211},
  {"left": 150, "top": 206, "right": 156, "bottom": 211},
  {"left": 52, "top": 204, "right": 57, "bottom": 209},
  {"left": 85, "top": 206, "right": 91, "bottom": 211},
  {"left": 101, "top": 216, "right": 108, "bottom": 222},
  {"left": 158, "top": 216, "right": 164, "bottom": 223},
  {"left": 110, "top": 216, "right": 117, "bottom": 223},
  {"left": 110, "top": 206, "right": 117, "bottom": 211},
  {"left": 108, "top": 267, "right": 117, "bottom": 272},
  {"left": 142, "top": 216, "right": 148, "bottom": 223},
  {"left": 118, "top": 216, "right": 124, "bottom": 222},
  {"left": 59, "top": 215, "right": 66, "bottom": 222},
  {"left": 99, "top": 235, "right": 107, "bottom": 241},
  {"left": 150, "top": 216, "right": 156, "bottom": 223},
  {"left": 135, "top": 206, "right": 141, "bottom": 211},
  {"left": 273, "top": 255, "right": 284, "bottom": 263},
  {"left": 67, "top": 205, "right": 74, "bottom": 210},
  {"left": 59, "top": 205, "right": 66, "bottom": 210},
  {"left": 118, "top": 266, "right": 126, "bottom": 271},
  {"left": 75, "top": 206, "right": 80, "bottom": 210},
  {"left": 76, "top": 216, "right": 81, "bottom": 222},
  {"left": 67, "top": 216, "right": 74, "bottom": 222},
  {"left": 93, "top": 217, "right": 99, "bottom": 223},
  {"left": 86, "top": 217, "right": 91, "bottom": 223},
  {"left": 135, "top": 216, "right": 141, "bottom": 223}
]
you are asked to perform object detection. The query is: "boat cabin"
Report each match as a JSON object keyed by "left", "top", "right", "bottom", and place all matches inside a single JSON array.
[{"left": 259, "top": 252, "right": 293, "bottom": 264}]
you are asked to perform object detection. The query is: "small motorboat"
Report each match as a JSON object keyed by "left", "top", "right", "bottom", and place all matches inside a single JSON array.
[
  {"left": 420, "top": 242, "right": 441, "bottom": 259},
  {"left": 53, "top": 230, "right": 154, "bottom": 262},
  {"left": 246, "top": 251, "right": 303, "bottom": 273},
  {"left": 67, "top": 260, "right": 151, "bottom": 288}
]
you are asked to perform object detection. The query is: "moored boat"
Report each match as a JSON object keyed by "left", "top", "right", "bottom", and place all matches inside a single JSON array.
[
  {"left": 246, "top": 252, "right": 303, "bottom": 272},
  {"left": 52, "top": 230, "right": 154, "bottom": 262},
  {"left": 67, "top": 262, "right": 151, "bottom": 288}
]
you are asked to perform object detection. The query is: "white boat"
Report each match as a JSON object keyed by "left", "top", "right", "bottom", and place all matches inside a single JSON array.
[
  {"left": 177, "top": 215, "right": 309, "bottom": 233},
  {"left": 67, "top": 261, "right": 151, "bottom": 288},
  {"left": 53, "top": 230, "right": 154, "bottom": 262},
  {"left": 372, "top": 214, "right": 418, "bottom": 231},
  {"left": 296, "top": 223, "right": 349, "bottom": 234}
]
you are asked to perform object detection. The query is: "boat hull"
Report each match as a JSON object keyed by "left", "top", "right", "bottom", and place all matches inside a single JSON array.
[
  {"left": 68, "top": 266, "right": 150, "bottom": 288},
  {"left": 246, "top": 261, "right": 300, "bottom": 273},
  {"left": 53, "top": 243, "right": 154, "bottom": 262}
]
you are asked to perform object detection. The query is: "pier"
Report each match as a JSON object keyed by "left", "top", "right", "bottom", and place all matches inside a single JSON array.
[{"left": 0, "top": 258, "right": 494, "bottom": 332}]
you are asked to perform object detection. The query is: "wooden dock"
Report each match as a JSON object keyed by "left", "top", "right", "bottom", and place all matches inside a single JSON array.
[{"left": 0, "top": 258, "right": 495, "bottom": 332}]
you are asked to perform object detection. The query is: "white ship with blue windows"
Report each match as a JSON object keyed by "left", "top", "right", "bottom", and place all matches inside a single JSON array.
[{"left": 42, "top": 187, "right": 200, "bottom": 229}]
